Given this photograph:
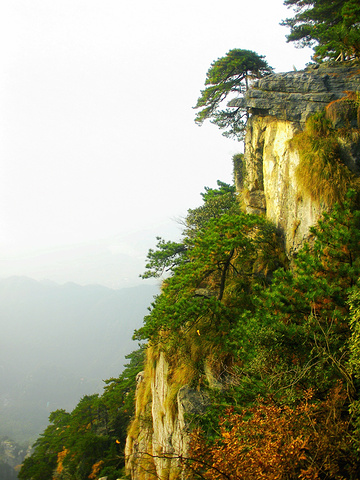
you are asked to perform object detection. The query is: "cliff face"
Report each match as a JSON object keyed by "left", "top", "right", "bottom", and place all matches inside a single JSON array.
[
  {"left": 237, "top": 62, "right": 360, "bottom": 254},
  {"left": 125, "top": 62, "right": 360, "bottom": 480},
  {"left": 125, "top": 352, "right": 207, "bottom": 480},
  {"left": 241, "top": 116, "right": 319, "bottom": 254}
]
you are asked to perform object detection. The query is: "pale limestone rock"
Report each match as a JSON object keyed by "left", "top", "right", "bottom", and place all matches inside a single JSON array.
[
  {"left": 125, "top": 352, "right": 206, "bottom": 480},
  {"left": 124, "top": 369, "right": 154, "bottom": 480},
  {"left": 243, "top": 115, "right": 323, "bottom": 253},
  {"left": 239, "top": 62, "right": 360, "bottom": 253}
]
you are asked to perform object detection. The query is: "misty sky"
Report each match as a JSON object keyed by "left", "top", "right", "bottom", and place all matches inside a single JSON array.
[{"left": 0, "top": 1, "right": 312, "bottom": 288}]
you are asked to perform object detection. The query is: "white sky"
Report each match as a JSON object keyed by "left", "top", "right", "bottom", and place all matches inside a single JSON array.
[{"left": 0, "top": 0, "right": 312, "bottom": 288}]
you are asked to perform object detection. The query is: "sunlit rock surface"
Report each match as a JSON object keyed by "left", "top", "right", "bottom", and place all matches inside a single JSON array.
[
  {"left": 125, "top": 352, "right": 207, "bottom": 480},
  {"left": 240, "top": 116, "right": 321, "bottom": 254},
  {"left": 230, "top": 62, "right": 360, "bottom": 124},
  {"left": 235, "top": 62, "right": 360, "bottom": 254}
]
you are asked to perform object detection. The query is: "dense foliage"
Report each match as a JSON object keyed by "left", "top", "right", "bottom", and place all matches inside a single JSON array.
[
  {"left": 135, "top": 181, "right": 285, "bottom": 350},
  {"left": 19, "top": 185, "right": 360, "bottom": 479},
  {"left": 135, "top": 182, "right": 360, "bottom": 478},
  {"left": 188, "top": 386, "right": 356, "bottom": 480},
  {"left": 18, "top": 347, "right": 145, "bottom": 480},
  {"left": 193, "top": 49, "right": 272, "bottom": 140},
  {"left": 281, "top": 0, "right": 360, "bottom": 61},
  {"left": 19, "top": 179, "right": 360, "bottom": 479}
]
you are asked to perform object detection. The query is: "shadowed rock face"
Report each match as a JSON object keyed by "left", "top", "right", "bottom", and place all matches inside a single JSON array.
[{"left": 229, "top": 62, "right": 360, "bottom": 125}]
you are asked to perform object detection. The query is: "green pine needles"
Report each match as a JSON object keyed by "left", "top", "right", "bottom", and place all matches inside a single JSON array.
[
  {"left": 134, "top": 181, "right": 286, "bottom": 359},
  {"left": 281, "top": 0, "right": 360, "bottom": 61},
  {"left": 194, "top": 49, "right": 273, "bottom": 140}
]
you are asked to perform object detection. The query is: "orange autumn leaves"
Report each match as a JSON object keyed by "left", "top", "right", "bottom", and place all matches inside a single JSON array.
[
  {"left": 88, "top": 460, "right": 104, "bottom": 480},
  {"left": 55, "top": 448, "right": 70, "bottom": 476},
  {"left": 187, "top": 384, "right": 356, "bottom": 480}
]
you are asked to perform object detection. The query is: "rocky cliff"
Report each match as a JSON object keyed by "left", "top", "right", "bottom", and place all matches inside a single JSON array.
[
  {"left": 234, "top": 61, "right": 360, "bottom": 254},
  {"left": 0, "top": 438, "right": 29, "bottom": 479},
  {"left": 125, "top": 350, "right": 208, "bottom": 480},
  {"left": 125, "top": 62, "right": 360, "bottom": 480}
]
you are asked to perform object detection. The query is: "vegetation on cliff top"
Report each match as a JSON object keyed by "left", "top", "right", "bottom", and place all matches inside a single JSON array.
[{"left": 193, "top": 49, "right": 273, "bottom": 140}]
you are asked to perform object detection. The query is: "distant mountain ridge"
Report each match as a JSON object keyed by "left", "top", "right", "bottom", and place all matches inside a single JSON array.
[{"left": 0, "top": 276, "right": 158, "bottom": 442}]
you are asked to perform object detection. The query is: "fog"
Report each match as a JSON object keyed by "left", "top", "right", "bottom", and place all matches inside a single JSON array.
[
  {"left": 0, "top": 1, "right": 312, "bottom": 288},
  {"left": 0, "top": 276, "right": 159, "bottom": 442}
]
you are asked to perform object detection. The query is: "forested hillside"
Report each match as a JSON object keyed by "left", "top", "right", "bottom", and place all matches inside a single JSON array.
[
  {"left": 18, "top": 348, "right": 145, "bottom": 480},
  {"left": 127, "top": 177, "right": 360, "bottom": 480},
  {"left": 20, "top": 135, "right": 360, "bottom": 479}
]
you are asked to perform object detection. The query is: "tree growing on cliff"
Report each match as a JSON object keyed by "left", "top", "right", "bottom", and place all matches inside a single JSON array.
[
  {"left": 140, "top": 181, "right": 237, "bottom": 280},
  {"left": 134, "top": 210, "right": 283, "bottom": 347},
  {"left": 194, "top": 49, "right": 273, "bottom": 140},
  {"left": 281, "top": 0, "right": 360, "bottom": 61}
]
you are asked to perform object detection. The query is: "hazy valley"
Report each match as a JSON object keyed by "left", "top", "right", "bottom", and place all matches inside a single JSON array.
[{"left": 0, "top": 276, "right": 158, "bottom": 443}]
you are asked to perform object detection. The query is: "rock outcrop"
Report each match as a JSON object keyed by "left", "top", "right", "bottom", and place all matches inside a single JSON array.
[
  {"left": 0, "top": 438, "right": 29, "bottom": 479},
  {"left": 125, "top": 352, "right": 207, "bottom": 480},
  {"left": 240, "top": 115, "right": 320, "bottom": 254},
  {"left": 229, "top": 62, "right": 360, "bottom": 125},
  {"left": 235, "top": 62, "right": 360, "bottom": 254}
]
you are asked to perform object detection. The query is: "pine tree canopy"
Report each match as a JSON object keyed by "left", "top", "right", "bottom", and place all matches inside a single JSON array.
[
  {"left": 194, "top": 49, "right": 272, "bottom": 140},
  {"left": 281, "top": 0, "right": 360, "bottom": 61}
]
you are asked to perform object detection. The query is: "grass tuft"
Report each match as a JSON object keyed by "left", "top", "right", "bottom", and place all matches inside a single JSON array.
[{"left": 290, "top": 109, "right": 359, "bottom": 206}]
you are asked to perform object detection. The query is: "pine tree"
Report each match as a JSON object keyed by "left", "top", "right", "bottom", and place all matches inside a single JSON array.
[
  {"left": 281, "top": 0, "right": 360, "bottom": 60},
  {"left": 194, "top": 49, "right": 272, "bottom": 140}
]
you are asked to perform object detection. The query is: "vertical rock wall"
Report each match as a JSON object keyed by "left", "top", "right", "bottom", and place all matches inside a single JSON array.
[
  {"left": 242, "top": 115, "right": 322, "bottom": 254},
  {"left": 238, "top": 62, "right": 360, "bottom": 254},
  {"left": 125, "top": 352, "right": 207, "bottom": 480}
]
